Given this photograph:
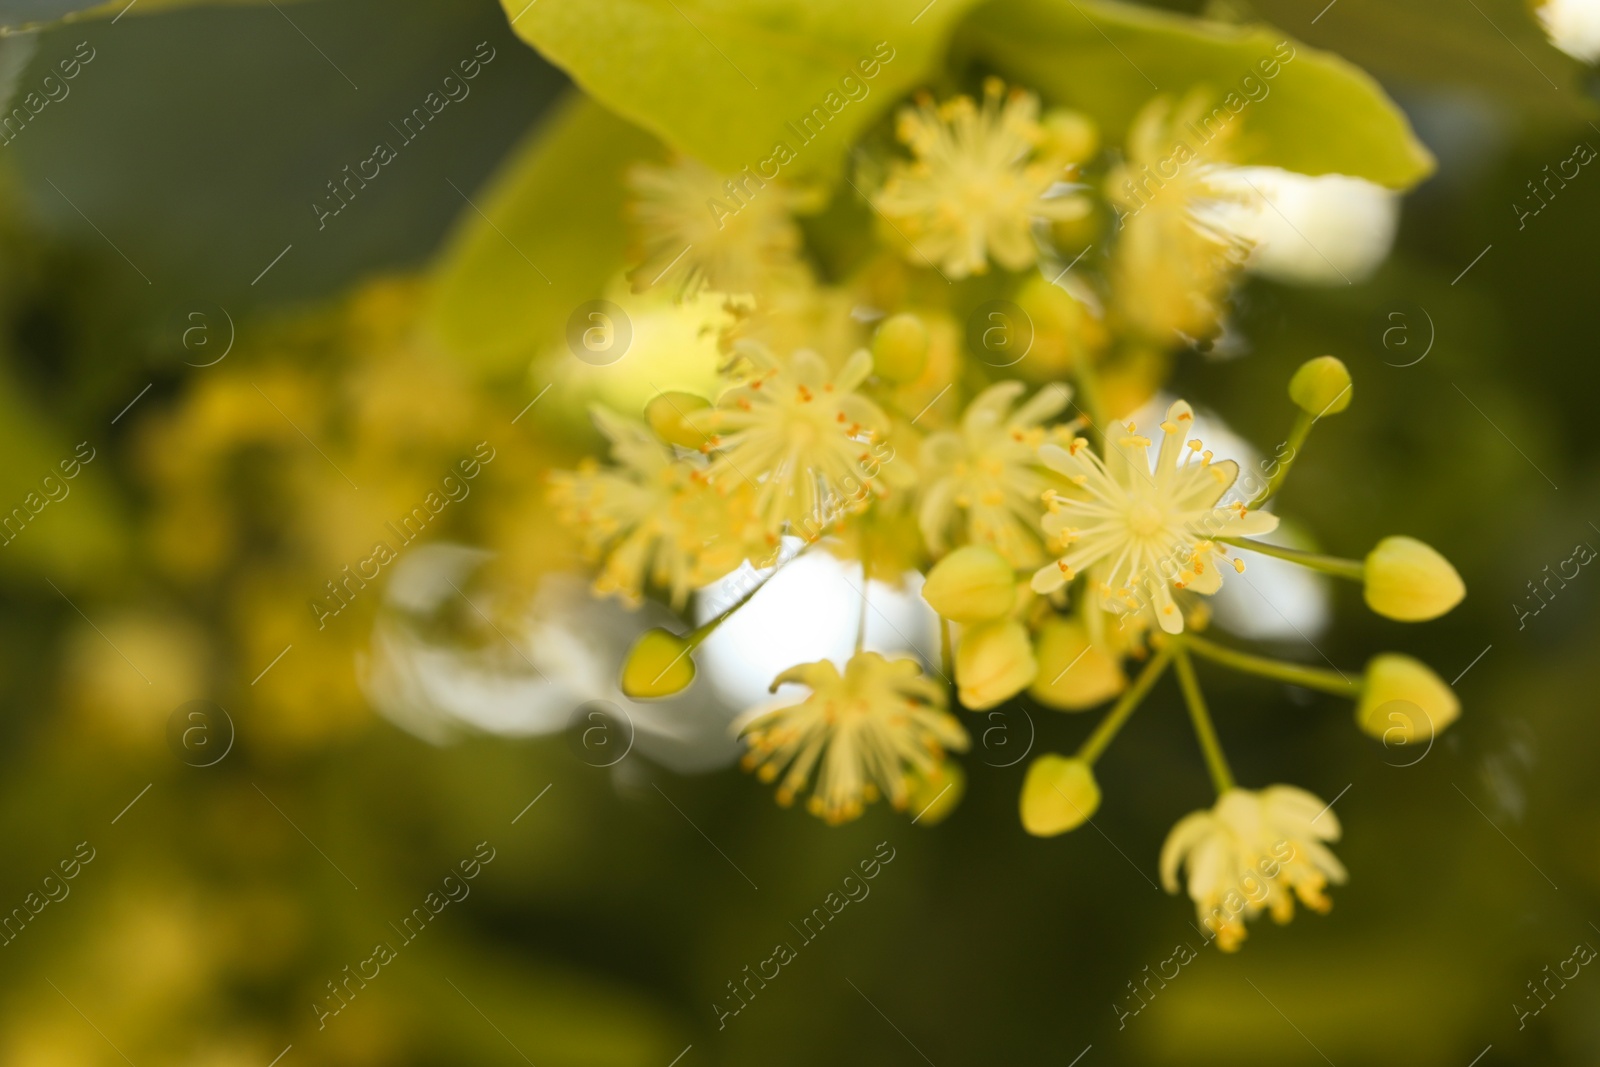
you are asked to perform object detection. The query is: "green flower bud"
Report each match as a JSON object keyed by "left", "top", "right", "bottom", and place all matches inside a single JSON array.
[
  {"left": 922, "top": 545, "right": 1016, "bottom": 623},
  {"left": 645, "top": 391, "right": 712, "bottom": 450},
  {"left": 1364, "top": 536, "right": 1465, "bottom": 621},
  {"left": 1020, "top": 754, "right": 1100, "bottom": 836},
  {"left": 955, "top": 619, "right": 1037, "bottom": 710},
  {"left": 1041, "top": 108, "right": 1099, "bottom": 162},
  {"left": 1356, "top": 654, "right": 1459, "bottom": 745},
  {"left": 871, "top": 313, "right": 930, "bottom": 384},
  {"left": 1288, "top": 355, "right": 1352, "bottom": 416},
  {"left": 621, "top": 628, "right": 696, "bottom": 699}
]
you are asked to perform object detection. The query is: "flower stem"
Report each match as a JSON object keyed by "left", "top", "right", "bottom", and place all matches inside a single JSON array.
[
  {"left": 1220, "top": 537, "right": 1365, "bottom": 581},
  {"left": 1182, "top": 632, "right": 1360, "bottom": 696},
  {"left": 1077, "top": 648, "right": 1173, "bottom": 764},
  {"left": 1248, "top": 409, "right": 1314, "bottom": 509},
  {"left": 1172, "top": 646, "right": 1236, "bottom": 795}
]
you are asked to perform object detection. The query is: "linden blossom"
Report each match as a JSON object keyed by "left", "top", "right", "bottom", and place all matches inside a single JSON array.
[
  {"left": 310, "top": 442, "right": 496, "bottom": 629},
  {"left": 706, "top": 41, "right": 897, "bottom": 230},
  {"left": 1114, "top": 40, "right": 1297, "bottom": 226},
  {"left": 313, "top": 41, "right": 498, "bottom": 231}
]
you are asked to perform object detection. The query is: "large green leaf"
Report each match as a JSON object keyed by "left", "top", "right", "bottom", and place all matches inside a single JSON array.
[
  {"left": 962, "top": 0, "right": 1436, "bottom": 188},
  {"left": 426, "top": 93, "right": 662, "bottom": 376},
  {"left": 497, "top": 0, "right": 982, "bottom": 175}
]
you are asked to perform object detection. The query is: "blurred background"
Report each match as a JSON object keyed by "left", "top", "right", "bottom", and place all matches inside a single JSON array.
[{"left": 0, "top": 0, "right": 1596, "bottom": 1063}]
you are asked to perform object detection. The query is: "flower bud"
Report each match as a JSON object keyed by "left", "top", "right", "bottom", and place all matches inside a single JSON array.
[
  {"left": 1288, "top": 355, "right": 1352, "bottom": 416},
  {"left": 1041, "top": 108, "right": 1099, "bottom": 162},
  {"left": 620, "top": 628, "right": 696, "bottom": 699},
  {"left": 1020, "top": 754, "right": 1100, "bottom": 836},
  {"left": 644, "top": 391, "right": 712, "bottom": 450},
  {"left": 871, "top": 313, "right": 930, "bottom": 384},
  {"left": 923, "top": 546, "right": 1016, "bottom": 623},
  {"left": 1364, "top": 536, "right": 1465, "bottom": 621},
  {"left": 1028, "top": 616, "right": 1125, "bottom": 710},
  {"left": 955, "top": 619, "right": 1037, "bottom": 710},
  {"left": 1356, "top": 653, "right": 1459, "bottom": 744},
  {"left": 905, "top": 760, "right": 965, "bottom": 827}
]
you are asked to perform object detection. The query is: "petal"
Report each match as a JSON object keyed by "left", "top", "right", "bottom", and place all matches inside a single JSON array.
[{"left": 1159, "top": 810, "right": 1215, "bottom": 893}]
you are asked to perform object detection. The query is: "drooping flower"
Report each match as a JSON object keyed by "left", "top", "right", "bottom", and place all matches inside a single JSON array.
[
  {"left": 547, "top": 408, "right": 755, "bottom": 608},
  {"left": 874, "top": 79, "right": 1091, "bottom": 279},
  {"left": 737, "top": 652, "right": 969, "bottom": 824},
  {"left": 1160, "top": 785, "right": 1347, "bottom": 951},
  {"left": 1029, "top": 399, "right": 1279, "bottom": 635},
  {"left": 626, "top": 156, "right": 809, "bottom": 297},
  {"left": 920, "top": 380, "right": 1078, "bottom": 568},
  {"left": 692, "top": 344, "right": 890, "bottom": 537}
]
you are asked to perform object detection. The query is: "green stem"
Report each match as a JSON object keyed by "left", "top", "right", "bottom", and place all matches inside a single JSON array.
[
  {"left": 1182, "top": 632, "right": 1360, "bottom": 696},
  {"left": 1248, "top": 410, "right": 1314, "bottom": 509},
  {"left": 1220, "top": 537, "right": 1365, "bottom": 581},
  {"left": 1172, "top": 646, "right": 1236, "bottom": 795},
  {"left": 1077, "top": 648, "right": 1173, "bottom": 764}
]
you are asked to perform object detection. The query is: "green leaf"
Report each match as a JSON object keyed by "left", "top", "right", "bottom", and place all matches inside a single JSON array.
[
  {"left": 426, "top": 93, "right": 662, "bottom": 376},
  {"left": 962, "top": 0, "right": 1436, "bottom": 189},
  {"left": 496, "top": 0, "right": 982, "bottom": 175}
]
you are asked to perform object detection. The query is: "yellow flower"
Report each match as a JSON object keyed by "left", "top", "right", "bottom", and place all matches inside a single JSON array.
[
  {"left": 738, "top": 652, "right": 969, "bottom": 824},
  {"left": 955, "top": 618, "right": 1037, "bottom": 710},
  {"left": 548, "top": 407, "right": 753, "bottom": 608},
  {"left": 1030, "top": 399, "right": 1278, "bottom": 634},
  {"left": 1364, "top": 535, "right": 1465, "bottom": 622},
  {"left": 626, "top": 156, "right": 808, "bottom": 297},
  {"left": 694, "top": 344, "right": 889, "bottom": 536},
  {"left": 1108, "top": 92, "right": 1252, "bottom": 344},
  {"left": 920, "top": 381, "right": 1077, "bottom": 568},
  {"left": 1020, "top": 754, "right": 1100, "bottom": 836},
  {"left": 875, "top": 79, "right": 1090, "bottom": 279},
  {"left": 1160, "top": 785, "right": 1347, "bottom": 952}
]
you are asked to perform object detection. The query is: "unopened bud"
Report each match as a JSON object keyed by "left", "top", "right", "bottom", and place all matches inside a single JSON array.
[
  {"left": 1288, "top": 355, "right": 1352, "bottom": 416},
  {"left": 621, "top": 628, "right": 696, "bottom": 699},
  {"left": 645, "top": 392, "right": 712, "bottom": 450},
  {"left": 922, "top": 546, "right": 1016, "bottom": 623},
  {"left": 955, "top": 619, "right": 1037, "bottom": 710},
  {"left": 871, "top": 313, "right": 930, "bottom": 384},
  {"left": 1356, "top": 653, "right": 1459, "bottom": 744},
  {"left": 1364, "top": 536, "right": 1464, "bottom": 621},
  {"left": 1020, "top": 754, "right": 1100, "bottom": 836}
]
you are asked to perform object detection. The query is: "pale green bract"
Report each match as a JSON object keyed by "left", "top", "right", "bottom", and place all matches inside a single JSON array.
[
  {"left": 496, "top": 0, "right": 986, "bottom": 176},
  {"left": 964, "top": 0, "right": 1435, "bottom": 188}
]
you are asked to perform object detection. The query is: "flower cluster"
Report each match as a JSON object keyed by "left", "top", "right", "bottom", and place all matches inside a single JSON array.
[{"left": 547, "top": 79, "right": 1464, "bottom": 949}]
